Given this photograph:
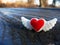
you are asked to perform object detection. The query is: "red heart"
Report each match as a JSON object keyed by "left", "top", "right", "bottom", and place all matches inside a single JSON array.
[{"left": 30, "top": 18, "right": 45, "bottom": 32}]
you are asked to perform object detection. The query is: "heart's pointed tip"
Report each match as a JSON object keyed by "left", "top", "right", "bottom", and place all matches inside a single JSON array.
[{"left": 35, "top": 29, "right": 43, "bottom": 32}]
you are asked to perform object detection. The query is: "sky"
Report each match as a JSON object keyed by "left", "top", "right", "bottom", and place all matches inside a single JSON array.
[
  {"left": 34, "top": 0, "right": 40, "bottom": 5},
  {"left": 2, "top": 0, "right": 16, "bottom": 3},
  {"left": 2, "top": 0, "right": 40, "bottom": 5},
  {"left": 48, "top": 0, "right": 53, "bottom": 5},
  {"left": 2, "top": 0, "right": 39, "bottom": 4}
]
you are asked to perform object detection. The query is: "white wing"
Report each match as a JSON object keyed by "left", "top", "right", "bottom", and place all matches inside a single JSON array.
[
  {"left": 21, "top": 17, "right": 32, "bottom": 30},
  {"left": 43, "top": 18, "right": 57, "bottom": 32}
]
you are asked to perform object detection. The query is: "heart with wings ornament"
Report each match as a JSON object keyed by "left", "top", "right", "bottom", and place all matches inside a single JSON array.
[{"left": 21, "top": 17, "right": 57, "bottom": 32}]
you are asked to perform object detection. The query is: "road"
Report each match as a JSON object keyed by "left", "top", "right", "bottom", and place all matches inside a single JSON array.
[{"left": 0, "top": 8, "right": 60, "bottom": 45}]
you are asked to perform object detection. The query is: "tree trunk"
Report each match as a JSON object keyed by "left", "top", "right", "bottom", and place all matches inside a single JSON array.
[
  {"left": 39, "top": 0, "right": 48, "bottom": 8},
  {"left": 39, "top": 0, "right": 41, "bottom": 7},
  {"left": 53, "top": 0, "right": 56, "bottom": 7}
]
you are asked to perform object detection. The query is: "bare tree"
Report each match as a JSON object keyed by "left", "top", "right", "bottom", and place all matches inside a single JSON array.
[
  {"left": 52, "top": 0, "right": 56, "bottom": 7},
  {"left": 39, "top": 0, "right": 48, "bottom": 8},
  {"left": 0, "top": 0, "right": 2, "bottom": 4},
  {"left": 39, "top": 0, "right": 41, "bottom": 7},
  {"left": 28, "top": 0, "right": 34, "bottom": 5}
]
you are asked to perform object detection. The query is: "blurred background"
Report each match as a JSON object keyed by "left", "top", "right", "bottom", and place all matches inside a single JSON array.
[
  {"left": 0, "top": 0, "right": 60, "bottom": 45},
  {"left": 0, "top": 0, "right": 60, "bottom": 8}
]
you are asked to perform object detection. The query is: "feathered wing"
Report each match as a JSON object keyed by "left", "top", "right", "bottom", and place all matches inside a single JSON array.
[
  {"left": 43, "top": 18, "right": 57, "bottom": 32},
  {"left": 21, "top": 17, "right": 57, "bottom": 32},
  {"left": 21, "top": 17, "right": 32, "bottom": 30}
]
